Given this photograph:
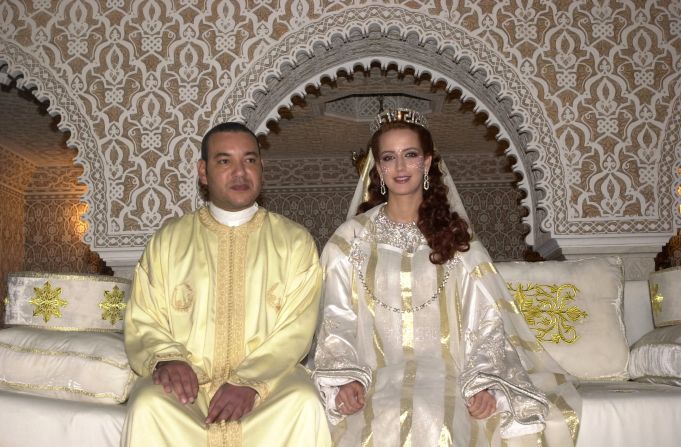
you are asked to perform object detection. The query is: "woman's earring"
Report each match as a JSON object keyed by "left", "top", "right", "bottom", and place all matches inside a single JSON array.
[
  {"left": 380, "top": 177, "right": 386, "bottom": 195},
  {"left": 423, "top": 171, "right": 430, "bottom": 191}
]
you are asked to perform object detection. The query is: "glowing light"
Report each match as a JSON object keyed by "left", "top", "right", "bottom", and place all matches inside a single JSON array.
[{"left": 72, "top": 203, "right": 88, "bottom": 238}]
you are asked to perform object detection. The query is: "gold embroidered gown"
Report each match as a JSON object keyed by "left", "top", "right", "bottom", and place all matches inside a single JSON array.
[
  {"left": 123, "top": 207, "right": 331, "bottom": 447},
  {"left": 312, "top": 205, "right": 580, "bottom": 447}
]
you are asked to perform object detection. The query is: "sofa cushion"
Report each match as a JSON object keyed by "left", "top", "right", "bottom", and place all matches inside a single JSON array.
[
  {"left": 576, "top": 381, "right": 681, "bottom": 447},
  {"left": 628, "top": 325, "right": 681, "bottom": 386},
  {"left": 0, "top": 327, "right": 136, "bottom": 404},
  {"left": 647, "top": 266, "right": 681, "bottom": 327},
  {"left": 5, "top": 272, "right": 131, "bottom": 331},
  {"left": 623, "top": 280, "right": 655, "bottom": 346},
  {"left": 0, "top": 389, "right": 127, "bottom": 447},
  {"left": 496, "top": 257, "right": 629, "bottom": 380}
]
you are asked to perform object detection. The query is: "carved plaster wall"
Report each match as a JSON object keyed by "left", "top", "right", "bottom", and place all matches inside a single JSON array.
[
  {"left": 0, "top": 148, "right": 32, "bottom": 321},
  {"left": 23, "top": 165, "right": 109, "bottom": 275},
  {"left": 0, "top": 186, "right": 24, "bottom": 324},
  {"left": 0, "top": 1, "right": 678, "bottom": 277},
  {"left": 261, "top": 153, "right": 526, "bottom": 261}
]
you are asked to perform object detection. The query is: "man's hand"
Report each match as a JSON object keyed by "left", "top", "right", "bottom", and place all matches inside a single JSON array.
[
  {"left": 467, "top": 390, "right": 496, "bottom": 419},
  {"left": 205, "top": 383, "right": 257, "bottom": 424},
  {"left": 153, "top": 360, "right": 199, "bottom": 405},
  {"left": 335, "top": 381, "right": 365, "bottom": 415}
]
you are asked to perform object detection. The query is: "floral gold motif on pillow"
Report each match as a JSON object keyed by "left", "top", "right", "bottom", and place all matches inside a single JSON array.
[
  {"left": 506, "top": 283, "right": 588, "bottom": 344},
  {"left": 99, "top": 286, "right": 127, "bottom": 325},
  {"left": 649, "top": 283, "right": 663, "bottom": 314},
  {"left": 29, "top": 281, "right": 68, "bottom": 323}
]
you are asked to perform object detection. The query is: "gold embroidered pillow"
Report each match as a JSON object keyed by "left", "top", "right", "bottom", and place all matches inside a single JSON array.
[
  {"left": 647, "top": 267, "right": 681, "bottom": 327},
  {"left": 5, "top": 272, "right": 131, "bottom": 331},
  {"left": 496, "top": 257, "right": 629, "bottom": 380},
  {"left": 0, "top": 326, "right": 136, "bottom": 404}
]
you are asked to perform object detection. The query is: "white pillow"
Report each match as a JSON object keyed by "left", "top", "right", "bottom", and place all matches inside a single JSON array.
[
  {"left": 496, "top": 257, "right": 629, "bottom": 380},
  {"left": 648, "top": 267, "right": 681, "bottom": 327},
  {"left": 629, "top": 325, "right": 681, "bottom": 387},
  {"left": 0, "top": 327, "right": 136, "bottom": 404},
  {"left": 6, "top": 272, "right": 131, "bottom": 331}
]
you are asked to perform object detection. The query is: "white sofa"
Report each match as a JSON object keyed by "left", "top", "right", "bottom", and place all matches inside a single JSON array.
[
  {"left": 0, "top": 277, "right": 679, "bottom": 447},
  {"left": 0, "top": 272, "right": 133, "bottom": 447},
  {"left": 576, "top": 280, "right": 681, "bottom": 447}
]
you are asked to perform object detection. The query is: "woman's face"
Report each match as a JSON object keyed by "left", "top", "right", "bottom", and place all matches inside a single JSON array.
[{"left": 376, "top": 128, "right": 432, "bottom": 198}]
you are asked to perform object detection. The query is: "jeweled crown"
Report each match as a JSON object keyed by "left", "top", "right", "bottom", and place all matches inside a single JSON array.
[{"left": 369, "top": 108, "right": 429, "bottom": 134}]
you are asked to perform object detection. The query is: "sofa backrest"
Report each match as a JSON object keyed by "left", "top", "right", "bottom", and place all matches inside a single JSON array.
[{"left": 623, "top": 280, "right": 654, "bottom": 346}]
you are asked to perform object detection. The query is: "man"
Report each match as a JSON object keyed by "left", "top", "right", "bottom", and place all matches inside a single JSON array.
[{"left": 123, "top": 122, "right": 331, "bottom": 446}]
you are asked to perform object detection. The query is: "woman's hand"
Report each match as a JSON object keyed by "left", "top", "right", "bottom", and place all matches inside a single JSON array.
[
  {"left": 335, "top": 381, "right": 366, "bottom": 415},
  {"left": 467, "top": 390, "right": 496, "bottom": 419}
]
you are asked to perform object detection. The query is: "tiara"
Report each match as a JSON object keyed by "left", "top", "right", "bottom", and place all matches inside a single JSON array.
[{"left": 369, "top": 108, "right": 429, "bottom": 134}]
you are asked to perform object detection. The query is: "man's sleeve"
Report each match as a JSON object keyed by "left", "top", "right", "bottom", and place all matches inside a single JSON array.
[
  {"left": 124, "top": 242, "right": 190, "bottom": 377},
  {"left": 226, "top": 231, "right": 322, "bottom": 399}
]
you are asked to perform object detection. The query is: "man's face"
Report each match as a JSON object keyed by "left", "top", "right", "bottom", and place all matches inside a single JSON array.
[{"left": 197, "top": 131, "right": 263, "bottom": 212}]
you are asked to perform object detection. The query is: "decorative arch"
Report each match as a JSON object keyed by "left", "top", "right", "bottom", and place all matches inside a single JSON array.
[
  {"left": 0, "top": 40, "right": 109, "bottom": 251},
  {"left": 3, "top": 4, "right": 674, "bottom": 272},
  {"left": 667, "top": 93, "right": 681, "bottom": 231},
  {"left": 214, "top": 6, "right": 567, "bottom": 248}
]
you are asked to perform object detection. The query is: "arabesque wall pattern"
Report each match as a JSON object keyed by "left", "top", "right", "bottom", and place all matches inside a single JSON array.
[
  {"left": 260, "top": 153, "right": 528, "bottom": 261},
  {"left": 0, "top": 1, "right": 678, "bottom": 276},
  {"left": 0, "top": 148, "right": 32, "bottom": 323},
  {"left": 23, "top": 165, "right": 109, "bottom": 275}
]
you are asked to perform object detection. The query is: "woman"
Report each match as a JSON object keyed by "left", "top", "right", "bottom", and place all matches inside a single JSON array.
[{"left": 312, "top": 109, "right": 580, "bottom": 446}]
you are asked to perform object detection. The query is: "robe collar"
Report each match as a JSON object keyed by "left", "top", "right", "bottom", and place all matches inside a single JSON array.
[{"left": 209, "top": 202, "right": 259, "bottom": 227}]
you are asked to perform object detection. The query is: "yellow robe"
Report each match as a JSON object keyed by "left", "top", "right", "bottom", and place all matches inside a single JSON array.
[{"left": 123, "top": 207, "right": 331, "bottom": 447}]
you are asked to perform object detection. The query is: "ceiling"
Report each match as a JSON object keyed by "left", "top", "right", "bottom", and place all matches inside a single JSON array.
[{"left": 0, "top": 68, "right": 502, "bottom": 168}]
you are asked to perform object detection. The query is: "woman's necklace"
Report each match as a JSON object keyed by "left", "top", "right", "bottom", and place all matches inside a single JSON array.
[
  {"left": 356, "top": 266, "right": 452, "bottom": 313},
  {"left": 354, "top": 207, "right": 456, "bottom": 313}
]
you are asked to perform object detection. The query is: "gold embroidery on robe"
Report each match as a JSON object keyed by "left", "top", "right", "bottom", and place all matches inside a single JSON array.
[
  {"left": 171, "top": 284, "right": 194, "bottom": 311},
  {"left": 471, "top": 262, "right": 497, "bottom": 279}
]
